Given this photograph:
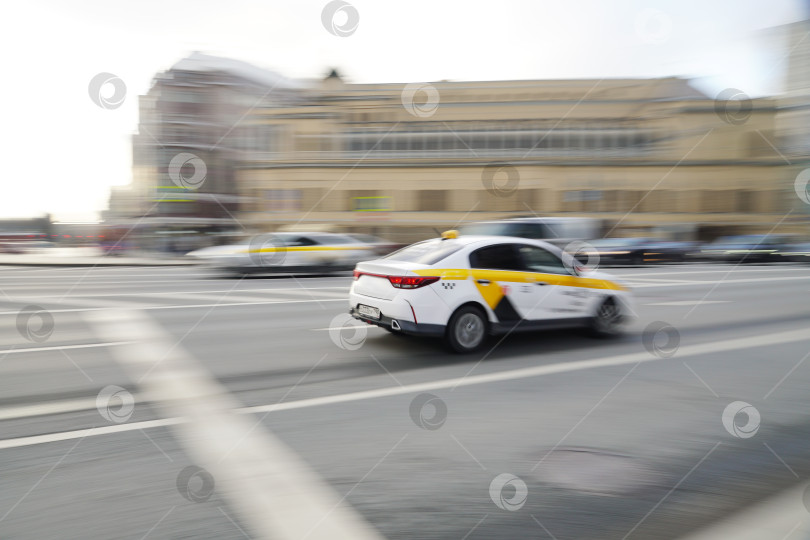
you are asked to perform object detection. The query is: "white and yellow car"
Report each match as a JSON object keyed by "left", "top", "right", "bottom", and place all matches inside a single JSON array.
[
  {"left": 188, "top": 232, "right": 377, "bottom": 275},
  {"left": 349, "top": 231, "right": 633, "bottom": 353}
]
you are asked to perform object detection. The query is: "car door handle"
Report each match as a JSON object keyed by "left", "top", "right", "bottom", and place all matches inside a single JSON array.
[
  {"left": 535, "top": 281, "right": 548, "bottom": 286},
  {"left": 476, "top": 279, "right": 490, "bottom": 285}
]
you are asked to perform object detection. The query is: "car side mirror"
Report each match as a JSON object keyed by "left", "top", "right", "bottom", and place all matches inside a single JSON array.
[{"left": 560, "top": 252, "right": 582, "bottom": 276}]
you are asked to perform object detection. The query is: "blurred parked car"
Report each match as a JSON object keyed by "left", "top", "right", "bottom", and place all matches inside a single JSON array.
[
  {"left": 0, "top": 233, "right": 52, "bottom": 253},
  {"left": 0, "top": 240, "right": 57, "bottom": 254},
  {"left": 0, "top": 242, "right": 26, "bottom": 254},
  {"left": 779, "top": 242, "right": 810, "bottom": 263},
  {"left": 345, "top": 233, "right": 405, "bottom": 256},
  {"left": 581, "top": 238, "right": 692, "bottom": 266},
  {"left": 187, "top": 232, "right": 377, "bottom": 275},
  {"left": 699, "top": 235, "right": 795, "bottom": 263}
]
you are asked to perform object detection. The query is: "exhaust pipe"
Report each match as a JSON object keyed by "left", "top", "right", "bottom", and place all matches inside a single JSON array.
[{"left": 391, "top": 319, "right": 401, "bottom": 331}]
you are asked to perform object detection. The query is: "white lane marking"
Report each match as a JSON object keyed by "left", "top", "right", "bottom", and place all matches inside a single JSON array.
[
  {"left": 0, "top": 273, "right": 215, "bottom": 279},
  {"left": 0, "top": 278, "right": 344, "bottom": 289},
  {"left": 0, "top": 341, "right": 132, "bottom": 355},
  {"left": 84, "top": 309, "right": 382, "bottom": 540},
  {"left": 0, "top": 279, "right": 227, "bottom": 287},
  {"left": 1, "top": 327, "right": 807, "bottom": 449},
  {"left": 0, "top": 298, "right": 346, "bottom": 316},
  {"left": 241, "top": 328, "right": 809, "bottom": 415},
  {"left": 0, "top": 398, "right": 113, "bottom": 421},
  {"left": 0, "top": 276, "right": 353, "bottom": 284},
  {"left": 644, "top": 301, "right": 731, "bottom": 306},
  {"left": 0, "top": 418, "right": 183, "bottom": 450},
  {"left": 0, "top": 268, "right": 352, "bottom": 278},
  {"left": 678, "top": 483, "right": 810, "bottom": 540},
  {"left": 614, "top": 267, "right": 810, "bottom": 277},
  {"left": 620, "top": 277, "right": 704, "bottom": 284},
  {"left": 16, "top": 297, "right": 155, "bottom": 310},
  {"left": 0, "top": 287, "right": 350, "bottom": 298},
  {"left": 131, "top": 291, "right": 342, "bottom": 304},
  {"left": 628, "top": 275, "right": 810, "bottom": 288},
  {"left": 258, "top": 289, "right": 348, "bottom": 299}
]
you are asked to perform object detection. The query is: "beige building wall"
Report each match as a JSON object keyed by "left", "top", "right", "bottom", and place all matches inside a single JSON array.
[
  {"left": 232, "top": 76, "right": 799, "bottom": 242},
  {"left": 776, "top": 20, "right": 810, "bottom": 225}
]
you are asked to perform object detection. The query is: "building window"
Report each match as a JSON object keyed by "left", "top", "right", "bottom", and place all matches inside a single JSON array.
[
  {"left": 700, "top": 190, "right": 720, "bottom": 213},
  {"left": 340, "top": 122, "right": 654, "bottom": 158},
  {"left": 618, "top": 190, "right": 645, "bottom": 212},
  {"left": 419, "top": 190, "right": 447, "bottom": 211},
  {"left": 737, "top": 190, "right": 754, "bottom": 213},
  {"left": 601, "top": 190, "right": 618, "bottom": 212}
]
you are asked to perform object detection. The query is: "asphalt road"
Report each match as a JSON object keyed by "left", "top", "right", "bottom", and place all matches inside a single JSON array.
[{"left": 1, "top": 263, "right": 810, "bottom": 539}]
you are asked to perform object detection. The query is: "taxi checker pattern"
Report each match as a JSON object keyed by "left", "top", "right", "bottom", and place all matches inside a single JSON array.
[{"left": 440, "top": 282, "right": 456, "bottom": 290}]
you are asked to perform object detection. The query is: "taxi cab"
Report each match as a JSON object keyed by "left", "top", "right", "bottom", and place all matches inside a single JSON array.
[
  {"left": 349, "top": 231, "right": 633, "bottom": 353},
  {"left": 187, "top": 232, "right": 376, "bottom": 275}
]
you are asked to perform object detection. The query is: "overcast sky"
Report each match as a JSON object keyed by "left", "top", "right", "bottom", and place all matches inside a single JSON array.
[{"left": 1, "top": 0, "right": 806, "bottom": 221}]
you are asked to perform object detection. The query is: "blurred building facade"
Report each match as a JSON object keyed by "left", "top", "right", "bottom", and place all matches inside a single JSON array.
[
  {"left": 118, "top": 53, "right": 801, "bottom": 242},
  {"left": 121, "top": 53, "right": 302, "bottom": 233},
  {"left": 779, "top": 18, "right": 810, "bottom": 157},
  {"left": 777, "top": 17, "right": 810, "bottom": 227},
  {"left": 239, "top": 75, "right": 790, "bottom": 241}
]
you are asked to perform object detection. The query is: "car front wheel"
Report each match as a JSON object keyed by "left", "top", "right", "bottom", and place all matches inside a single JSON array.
[
  {"left": 590, "top": 297, "right": 623, "bottom": 338},
  {"left": 445, "top": 306, "right": 488, "bottom": 353}
]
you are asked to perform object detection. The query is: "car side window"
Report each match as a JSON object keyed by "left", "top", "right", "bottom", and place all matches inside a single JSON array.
[
  {"left": 518, "top": 245, "right": 569, "bottom": 275},
  {"left": 290, "top": 236, "right": 317, "bottom": 247},
  {"left": 469, "top": 244, "right": 523, "bottom": 270}
]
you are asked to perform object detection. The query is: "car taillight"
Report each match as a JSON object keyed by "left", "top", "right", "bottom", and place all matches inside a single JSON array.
[
  {"left": 353, "top": 271, "right": 439, "bottom": 289},
  {"left": 387, "top": 276, "right": 439, "bottom": 289}
]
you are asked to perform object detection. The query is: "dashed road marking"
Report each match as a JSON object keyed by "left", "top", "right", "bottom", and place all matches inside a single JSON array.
[
  {"left": 0, "top": 341, "right": 132, "bottom": 355},
  {"left": 83, "top": 309, "right": 383, "bottom": 540},
  {"left": 0, "top": 398, "right": 113, "bottom": 421}
]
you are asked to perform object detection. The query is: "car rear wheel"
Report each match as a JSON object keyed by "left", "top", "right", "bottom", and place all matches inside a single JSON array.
[
  {"left": 590, "top": 297, "right": 623, "bottom": 338},
  {"left": 445, "top": 306, "right": 487, "bottom": 354}
]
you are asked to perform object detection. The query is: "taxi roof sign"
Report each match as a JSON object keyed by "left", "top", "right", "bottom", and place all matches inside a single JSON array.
[{"left": 441, "top": 230, "right": 459, "bottom": 239}]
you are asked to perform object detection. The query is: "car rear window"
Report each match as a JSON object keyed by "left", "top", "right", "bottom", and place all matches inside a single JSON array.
[
  {"left": 384, "top": 239, "right": 463, "bottom": 265},
  {"left": 469, "top": 244, "right": 523, "bottom": 270}
]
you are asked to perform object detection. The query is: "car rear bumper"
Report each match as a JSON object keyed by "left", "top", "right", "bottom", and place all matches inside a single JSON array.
[{"left": 349, "top": 307, "right": 445, "bottom": 337}]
